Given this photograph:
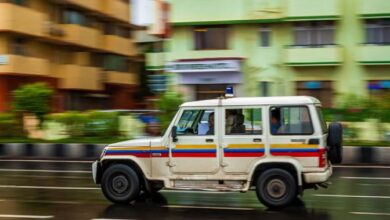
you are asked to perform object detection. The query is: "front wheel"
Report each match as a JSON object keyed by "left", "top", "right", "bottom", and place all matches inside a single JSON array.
[
  {"left": 255, "top": 168, "right": 297, "bottom": 209},
  {"left": 101, "top": 164, "right": 140, "bottom": 204}
]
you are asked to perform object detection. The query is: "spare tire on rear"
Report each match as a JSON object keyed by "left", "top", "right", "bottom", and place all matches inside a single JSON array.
[{"left": 327, "top": 122, "right": 343, "bottom": 164}]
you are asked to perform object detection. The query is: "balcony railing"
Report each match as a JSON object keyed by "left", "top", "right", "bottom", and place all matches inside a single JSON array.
[
  {"left": 105, "top": 71, "right": 138, "bottom": 85},
  {"left": 0, "top": 55, "right": 50, "bottom": 76},
  {"left": 60, "top": 24, "right": 102, "bottom": 49},
  {"left": 358, "top": 0, "right": 390, "bottom": 18},
  {"left": 102, "top": 0, "right": 130, "bottom": 23},
  {"left": 284, "top": 45, "right": 343, "bottom": 66},
  {"left": 286, "top": 0, "right": 340, "bottom": 21},
  {"left": 56, "top": 64, "right": 103, "bottom": 90},
  {"left": 0, "top": 3, "right": 46, "bottom": 36},
  {"left": 357, "top": 44, "right": 390, "bottom": 65}
]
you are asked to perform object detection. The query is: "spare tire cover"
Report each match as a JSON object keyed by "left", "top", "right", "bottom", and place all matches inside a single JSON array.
[{"left": 327, "top": 122, "right": 343, "bottom": 164}]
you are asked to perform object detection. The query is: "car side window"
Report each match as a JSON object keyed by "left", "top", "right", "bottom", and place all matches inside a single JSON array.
[
  {"left": 225, "top": 108, "right": 262, "bottom": 135},
  {"left": 176, "top": 109, "right": 214, "bottom": 136},
  {"left": 270, "top": 106, "right": 313, "bottom": 135}
]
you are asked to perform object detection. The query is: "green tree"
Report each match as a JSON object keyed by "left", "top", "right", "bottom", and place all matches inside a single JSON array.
[
  {"left": 12, "top": 83, "right": 54, "bottom": 122},
  {"left": 156, "top": 92, "right": 183, "bottom": 132}
]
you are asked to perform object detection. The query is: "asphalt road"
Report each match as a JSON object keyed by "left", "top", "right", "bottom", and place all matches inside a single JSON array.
[{"left": 0, "top": 160, "right": 388, "bottom": 220}]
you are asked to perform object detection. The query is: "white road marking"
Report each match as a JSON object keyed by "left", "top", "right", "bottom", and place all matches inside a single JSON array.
[
  {"left": 350, "top": 212, "right": 390, "bottom": 216},
  {"left": 333, "top": 165, "right": 390, "bottom": 169},
  {"left": 0, "top": 199, "right": 81, "bottom": 204},
  {"left": 3, "top": 174, "right": 90, "bottom": 179},
  {"left": 313, "top": 194, "right": 390, "bottom": 199},
  {"left": 359, "top": 183, "right": 390, "bottom": 187},
  {"left": 92, "top": 219, "right": 136, "bottom": 220},
  {"left": 0, "top": 214, "right": 53, "bottom": 219},
  {"left": 0, "top": 185, "right": 99, "bottom": 190},
  {"left": 162, "top": 205, "right": 254, "bottom": 211},
  {"left": 0, "top": 159, "right": 93, "bottom": 163},
  {"left": 341, "top": 176, "right": 390, "bottom": 180},
  {"left": 0, "top": 169, "right": 91, "bottom": 173}
]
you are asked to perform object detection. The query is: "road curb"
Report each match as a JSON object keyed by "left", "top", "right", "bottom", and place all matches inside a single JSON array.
[{"left": 0, "top": 144, "right": 388, "bottom": 165}]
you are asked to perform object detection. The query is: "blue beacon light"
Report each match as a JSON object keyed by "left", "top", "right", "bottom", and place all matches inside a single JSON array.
[{"left": 225, "top": 86, "right": 234, "bottom": 98}]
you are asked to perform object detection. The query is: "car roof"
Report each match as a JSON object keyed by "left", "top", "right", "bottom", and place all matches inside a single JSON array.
[{"left": 180, "top": 96, "right": 321, "bottom": 107}]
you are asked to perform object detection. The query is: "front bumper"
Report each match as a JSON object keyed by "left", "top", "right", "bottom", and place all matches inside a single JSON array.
[
  {"left": 92, "top": 161, "right": 101, "bottom": 184},
  {"left": 303, "top": 165, "right": 333, "bottom": 184}
]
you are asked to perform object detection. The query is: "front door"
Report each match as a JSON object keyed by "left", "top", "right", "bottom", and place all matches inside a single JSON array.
[{"left": 169, "top": 107, "right": 220, "bottom": 174}]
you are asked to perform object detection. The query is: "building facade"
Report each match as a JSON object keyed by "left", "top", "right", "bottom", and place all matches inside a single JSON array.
[
  {"left": 146, "top": 0, "right": 390, "bottom": 107},
  {"left": 0, "top": 0, "right": 140, "bottom": 111}
]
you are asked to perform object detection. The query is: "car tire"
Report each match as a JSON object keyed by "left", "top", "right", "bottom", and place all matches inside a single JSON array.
[
  {"left": 255, "top": 168, "right": 297, "bottom": 209},
  {"left": 101, "top": 164, "right": 140, "bottom": 204},
  {"left": 327, "top": 122, "right": 343, "bottom": 164}
]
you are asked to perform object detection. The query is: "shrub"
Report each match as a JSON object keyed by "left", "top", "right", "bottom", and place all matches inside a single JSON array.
[{"left": 0, "top": 113, "right": 25, "bottom": 138}]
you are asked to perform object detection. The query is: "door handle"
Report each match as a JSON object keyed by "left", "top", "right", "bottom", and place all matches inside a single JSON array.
[
  {"left": 253, "top": 138, "right": 262, "bottom": 142},
  {"left": 206, "top": 139, "right": 214, "bottom": 143},
  {"left": 291, "top": 139, "right": 306, "bottom": 143}
]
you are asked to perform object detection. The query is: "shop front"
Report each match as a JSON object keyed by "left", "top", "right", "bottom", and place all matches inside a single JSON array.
[{"left": 166, "top": 58, "right": 243, "bottom": 100}]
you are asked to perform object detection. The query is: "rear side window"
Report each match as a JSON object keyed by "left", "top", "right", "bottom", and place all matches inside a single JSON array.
[
  {"left": 225, "top": 108, "right": 262, "bottom": 135},
  {"left": 270, "top": 106, "right": 313, "bottom": 135},
  {"left": 316, "top": 107, "right": 328, "bottom": 134}
]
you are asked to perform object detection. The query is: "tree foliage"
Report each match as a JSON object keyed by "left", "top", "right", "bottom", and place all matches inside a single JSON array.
[
  {"left": 156, "top": 92, "right": 184, "bottom": 132},
  {"left": 12, "top": 83, "right": 54, "bottom": 120}
]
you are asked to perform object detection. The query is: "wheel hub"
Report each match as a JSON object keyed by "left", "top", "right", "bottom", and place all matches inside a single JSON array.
[
  {"left": 266, "top": 179, "right": 286, "bottom": 198},
  {"left": 112, "top": 175, "right": 129, "bottom": 194}
]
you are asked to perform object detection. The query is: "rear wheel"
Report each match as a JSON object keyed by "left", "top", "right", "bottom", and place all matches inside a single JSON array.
[
  {"left": 101, "top": 164, "right": 140, "bottom": 204},
  {"left": 255, "top": 169, "right": 297, "bottom": 209}
]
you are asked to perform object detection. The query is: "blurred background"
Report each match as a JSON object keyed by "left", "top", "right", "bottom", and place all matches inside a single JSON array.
[{"left": 0, "top": 0, "right": 389, "bottom": 146}]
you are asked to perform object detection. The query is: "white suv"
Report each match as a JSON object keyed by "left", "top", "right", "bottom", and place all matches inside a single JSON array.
[{"left": 92, "top": 96, "right": 342, "bottom": 208}]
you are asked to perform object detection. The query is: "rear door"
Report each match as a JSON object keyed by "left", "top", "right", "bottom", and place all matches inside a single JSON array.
[
  {"left": 267, "top": 105, "right": 322, "bottom": 167},
  {"left": 221, "top": 106, "right": 266, "bottom": 174}
]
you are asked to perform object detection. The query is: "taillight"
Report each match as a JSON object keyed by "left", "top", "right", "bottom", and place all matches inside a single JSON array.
[{"left": 318, "top": 148, "right": 327, "bottom": 168}]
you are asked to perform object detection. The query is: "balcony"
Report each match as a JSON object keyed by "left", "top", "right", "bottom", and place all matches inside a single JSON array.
[
  {"left": 357, "top": 45, "right": 390, "bottom": 65},
  {"left": 60, "top": 24, "right": 102, "bottom": 49},
  {"left": 56, "top": 64, "right": 103, "bottom": 90},
  {"left": 146, "top": 53, "right": 165, "bottom": 70},
  {"left": 64, "top": 0, "right": 102, "bottom": 12},
  {"left": 103, "top": 35, "right": 137, "bottom": 56},
  {"left": 102, "top": 0, "right": 130, "bottom": 23},
  {"left": 0, "top": 55, "right": 50, "bottom": 76},
  {"left": 105, "top": 71, "right": 138, "bottom": 85},
  {"left": 284, "top": 46, "right": 343, "bottom": 66},
  {"left": 0, "top": 3, "right": 46, "bottom": 36},
  {"left": 286, "top": 0, "right": 339, "bottom": 21},
  {"left": 358, "top": 0, "right": 390, "bottom": 19}
]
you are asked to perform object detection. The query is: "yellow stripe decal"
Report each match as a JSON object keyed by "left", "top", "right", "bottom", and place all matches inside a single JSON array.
[
  {"left": 270, "top": 144, "right": 318, "bottom": 148},
  {"left": 175, "top": 144, "right": 216, "bottom": 149},
  {"left": 226, "top": 144, "right": 264, "bottom": 149}
]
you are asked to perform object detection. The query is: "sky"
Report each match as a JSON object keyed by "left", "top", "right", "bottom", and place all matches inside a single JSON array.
[{"left": 132, "top": 0, "right": 153, "bottom": 25}]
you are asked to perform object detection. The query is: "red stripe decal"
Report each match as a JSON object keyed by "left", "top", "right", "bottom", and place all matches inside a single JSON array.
[
  {"left": 224, "top": 152, "right": 265, "bottom": 157},
  {"left": 172, "top": 152, "right": 216, "bottom": 157},
  {"left": 271, "top": 152, "right": 319, "bottom": 157}
]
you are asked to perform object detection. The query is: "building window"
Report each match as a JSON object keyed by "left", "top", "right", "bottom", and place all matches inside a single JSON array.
[
  {"left": 11, "top": 38, "right": 29, "bottom": 56},
  {"left": 365, "top": 19, "right": 390, "bottom": 45},
  {"left": 296, "top": 81, "right": 333, "bottom": 108},
  {"left": 194, "top": 26, "right": 228, "bottom": 50},
  {"left": 293, "top": 21, "right": 335, "bottom": 47},
  {"left": 259, "top": 27, "right": 271, "bottom": 47},
  {"left": 63, "top": 10, "right": 90, "bottom": 26},
  {"left": 104, "top": 54, "right": 128, "bottom": 72}
]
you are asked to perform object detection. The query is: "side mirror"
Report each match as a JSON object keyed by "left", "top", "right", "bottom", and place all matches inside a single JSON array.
[{"left": 171, "top": 126, "right": 178, "bottom": 142}]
